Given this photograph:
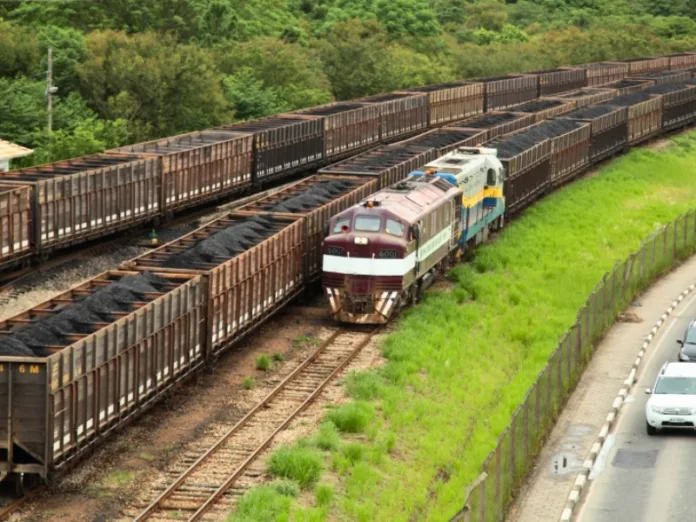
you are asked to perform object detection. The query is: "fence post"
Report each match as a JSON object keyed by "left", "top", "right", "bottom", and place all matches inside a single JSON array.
[{"left": 496, "top": 445, "right": 502, "bottom": 513}]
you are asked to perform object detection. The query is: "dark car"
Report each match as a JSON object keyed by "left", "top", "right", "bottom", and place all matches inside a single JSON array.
[{"left": 677, "top": 320, "right": 696, "bottom": 361}]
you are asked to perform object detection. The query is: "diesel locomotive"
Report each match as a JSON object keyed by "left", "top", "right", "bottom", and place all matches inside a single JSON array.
[{"left": 322, "top": 146, "right": 505, "bottom": 324}]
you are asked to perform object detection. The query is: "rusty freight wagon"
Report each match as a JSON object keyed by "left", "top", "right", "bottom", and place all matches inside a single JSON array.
[
  {"left": 450, "top": 111, "right": 536, "bottom": 141},
  {"left": 560, "top": 104, "right": 629, "bottom": 164},
  {"left": 357, "top": 92, "right": 429, "bottom": 141},
  {"left": 608, "top": 56, "right": 670, "bottom": 76},
  {"left": 632, "top": 70, "right": 693, "bottom": 86},
  {"left": 398, "top": 127, "right": 488, "bottom": 155},
  {"left": 122, "top": 213, "right": 304, "bottom": 355},
  {"left": 477, "top": 74, "right": 539, "bottom": 111},
  {"left": 574, "top": 62, "right": 628, "bottom": 87},
  {"left": 486, "top": 131, "right": 552, "bottom": 215},
  {"left": 0, "top": 185, "right": 33, "bottom": 271},
  {"left": 234, "top": 175, "right": 378, "bottom": 281},
  {"left": 0, "top": 154, "right": 160, "bottom": 255},
  {"left": 644, "top": 82, "right": 696, "bottom": 131},
  {"left": 548, "top": 88, "right": 618, "bottom": 109},
  {"left": 109, "top": 130, "right": 252, "bottom": 215},
  {"left": 510, "top": 99, "right": 576, "bottom": 122},
  {"left": 525, "top": 68, "right": 586, "bottom": 96},
  {"left": 218, "top": 115, "right": 324, "bottom": 184},
  {"left": 0, "top": 270, "right": 205, "bottom": 484},
  {"left": 607, "top": 92, "right": 664, "bottom": 146},
  {"left": 295, "top": 102, "right": 381, "bottom": 159},
  {"left": 668, "top": 53, "right": 696, "bottom": 71},
  {"left": 517, "top": 120, "right": 592, "bottom": 187},
  {"left": 318, "top": 143, "right": 437, "bottom": 190},
  {"left": 404, "top": 81, "right": 485, "bottom": 126}
]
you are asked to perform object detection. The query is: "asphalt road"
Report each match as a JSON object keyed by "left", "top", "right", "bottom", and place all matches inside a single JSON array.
[{"left": 576, "top": 291, "right": 696, "bottom": 522}]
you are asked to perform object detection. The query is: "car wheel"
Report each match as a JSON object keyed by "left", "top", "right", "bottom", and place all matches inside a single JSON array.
[{"left": 646, "top": 422, "right": 658, "bottom": 436}]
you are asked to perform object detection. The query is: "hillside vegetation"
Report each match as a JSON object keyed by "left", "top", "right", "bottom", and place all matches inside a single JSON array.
[
  {"left": 2, "top": 0, "right": 696, "bottom": 166},
  {"left": 228, "top": 132, "right": 696, "bottom": 522}
]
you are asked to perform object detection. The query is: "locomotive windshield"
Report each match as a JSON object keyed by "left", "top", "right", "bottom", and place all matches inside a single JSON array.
[
  {"left": 333, "top": 218, "right": 350, "bottom": 233},
  {"left": 355, "top": 215, "right": 381, "bottom": 232},
  {"left": 386, "top": 219, "right": 405, "bottom": 237}
]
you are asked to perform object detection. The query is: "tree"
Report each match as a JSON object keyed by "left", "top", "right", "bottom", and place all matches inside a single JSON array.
[
  {"left": 0, "top": 19, "right": 40, "bottom": 78},
  {"left": 464, "top": 1, "right": 508, "bottom": 31},
  {"left": 218, "top": 38, "right": 333, "bottom": 112},
  {"left": 36, "top": 25, "right": 85, "bottom": 93},
  {"left": 75, "top": 30, "right": 231, "bottom": 142}
]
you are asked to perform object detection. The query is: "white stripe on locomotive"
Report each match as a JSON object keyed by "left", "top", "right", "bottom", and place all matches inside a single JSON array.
[{"left": 323, "top": 227, "right": 452, "bottom": 277}]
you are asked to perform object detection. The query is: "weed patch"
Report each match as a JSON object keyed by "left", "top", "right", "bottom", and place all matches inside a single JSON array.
[
  {"left": 314, "top": 421, "right": 341, "bottom": 451},
  {"left": 267, "top": 444, "right": 324, "bottom": 489},
  {"left": 243, "top": 376, "right": 256, "bottom": 390},
  {"left": 256, "top": 354, "right": 271, "bottom": 371},
  {"left": 325, "top": 401, "right": 375, "bottom": 433}
]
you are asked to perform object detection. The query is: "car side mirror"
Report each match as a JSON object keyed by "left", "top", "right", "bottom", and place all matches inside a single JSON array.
[
  {"left": 677, "top": 339, "right": 684, "bottom": 346},
  {"left": 645, "top": 388, "right": 652, "bottom": 395}
]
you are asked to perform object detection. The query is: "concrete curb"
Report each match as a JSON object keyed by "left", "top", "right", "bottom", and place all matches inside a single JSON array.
[{"left": 559, "top": 283, "right": 696, "bottom": 522}]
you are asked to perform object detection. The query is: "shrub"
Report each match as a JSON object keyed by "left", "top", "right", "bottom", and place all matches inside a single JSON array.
[
  {"left": 243, "top": 376, "right": 256, "bottom": 390},
  {"left": 325, "top": 401, "right": 375, "bottom": 433},
  {"left": 341, "top": 442, "right": 366, "bottom": 464},
  {"left": 227, "top": 485, "right": 291, "bottom": 522},
  {"left": 270, "top": 478, "right": 300, "bottom": 498},
  {"left": 267, "top": 444, "right": 324, "bottom": 489},
  {"left": 272, "top": 352, "right": 285, "bottom": 362}
]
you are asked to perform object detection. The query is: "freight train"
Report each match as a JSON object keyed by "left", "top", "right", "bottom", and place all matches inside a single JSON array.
[
  {"left": 0, "top": 54, "right": 696, "bottom": 491},
  {"left": 0, "top": 54, "right": 694, "bottom": 276},
  {"left": 321, "top": 77, "right": 696, "bottom": 324}
]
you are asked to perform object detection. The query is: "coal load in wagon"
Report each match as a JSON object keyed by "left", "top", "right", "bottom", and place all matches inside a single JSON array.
[
  {"left": 609, "top": 80, "right": 646, "bottom": 89},
  {"left": 563, "top": 105, "right": 618, "bottom": 120},
  {"left": 0, "top": 272, "right": 169, "bottom": 357},
  {"left": 556, "top": 90, "right": 603, "bottom": 98},
  {"left": 263, "top": 180, "right": 354, "bottom": 213},
  {"left": 460, "top": 113, "right": 521, "bottom": 128},
  {"left": 406, "top": 130, "right": 480, "bottom": 149},
  {"left": 161, "top": 215, "right": 277, "bottom": 270},
  {"left": 513, "top": 100, "right": 565, "bottom": 112},
  {"left": 644, "top": 83, "right": 696, "bottom": 95},
  {"left": 490, "top": 119, "right": 582, "bottom": 157},
  {"left": 607, "top": 92, "right": 654, "bottom": 107}
]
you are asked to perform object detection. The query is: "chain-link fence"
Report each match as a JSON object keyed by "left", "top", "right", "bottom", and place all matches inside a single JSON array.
[{"left": 450, "top": 209, "right": 696, "bottom": 522}]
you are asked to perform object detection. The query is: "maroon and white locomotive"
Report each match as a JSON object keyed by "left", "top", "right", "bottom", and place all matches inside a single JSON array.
[{"left": 322, "top": 174, "right": 462, "bottom": 324}]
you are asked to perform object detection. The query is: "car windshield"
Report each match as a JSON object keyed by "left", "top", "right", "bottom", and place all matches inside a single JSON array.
[
  {"left": 654, "top": 376, "right": 696, "bottom": 395},
  {"left": 354, "top": 215, "right": 381, "bottom": 232},
  {"left": 686, "top": 327, "right": 696, "bottom": 344},
  {"left": 332, "top": 218, "right": 350, "bottom": 234}
]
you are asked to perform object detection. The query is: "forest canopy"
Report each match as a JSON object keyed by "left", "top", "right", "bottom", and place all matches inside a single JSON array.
[{"left": 1, "top": 0, "right": 695, "bottom": 166}]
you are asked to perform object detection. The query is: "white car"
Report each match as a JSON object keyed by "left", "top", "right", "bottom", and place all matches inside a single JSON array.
[{"left": 645, "top": 362, "right": 696, "bottom": 435}]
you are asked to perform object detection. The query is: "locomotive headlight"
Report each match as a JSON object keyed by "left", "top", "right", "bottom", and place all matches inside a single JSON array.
[{"left": 354, "top": 237, "right": 369, "bottom": 245}]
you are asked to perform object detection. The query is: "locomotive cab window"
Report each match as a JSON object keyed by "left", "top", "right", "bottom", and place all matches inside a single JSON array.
[
  {"left": 355, "top": 215, "right": 381, "bottom": 232},
  {"left": 333, "top": 218, "right": 351, "bottom": 233},
  {"left": 487, "top": 168, "right": 496, "bottom": 186},
  {"left": 385, "top": 219, "right": 404, "bottom": 237}
]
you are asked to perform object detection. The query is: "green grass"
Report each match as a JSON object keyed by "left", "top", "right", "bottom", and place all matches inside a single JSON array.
[
  {"left": 243, "top": 376, "right": 256, "bottom": 390},
  {"left": 315, "top": 484, "right": 334, "bottom": 507},
  {"left": 325, "top": 402, "right": 375, "bottom": 434},
  {"left": 227, "top": 485, "right": 293, "bottom": 522},
  {"left": 267, "top": 444, "right": 324, "bottom": 489},
  {"left": 314, "top": 422, "right": 341, "bottom": 451},
  {"left": 103, "top": 470, "right": 134, "bottom": 488},
  {"left": 256, "top": 354, "right": 272, "bottom": 371},
  {"left": 273, "top": 352, "right": 285, "bottom": 362},
  {"left": 293, "top": 334, "right": 321, "bottom": 349},
  {"left": 345, "top": 371, "right": 384, "bottom": 401}
]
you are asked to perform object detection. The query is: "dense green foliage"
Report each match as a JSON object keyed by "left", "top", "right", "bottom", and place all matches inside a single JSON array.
[
  {"left": 1, "top": 0, "right": 696, "bottom": 166},
  {"left": 230, "top": 132, "right": 696, "bottom": 521}
]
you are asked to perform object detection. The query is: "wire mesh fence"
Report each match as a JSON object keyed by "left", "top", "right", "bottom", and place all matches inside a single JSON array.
[{"left": 450, "top": 209, "right": 696, "bottom": 522}]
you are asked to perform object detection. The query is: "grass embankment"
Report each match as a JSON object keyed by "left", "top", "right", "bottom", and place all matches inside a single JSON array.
[{"left": 228, "top": 132, "right": 696, "bottom": 522}]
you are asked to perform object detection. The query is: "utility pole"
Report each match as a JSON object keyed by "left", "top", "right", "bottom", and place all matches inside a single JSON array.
[{"left": 47, "top": 47, "right": 53, "bottom": 133}]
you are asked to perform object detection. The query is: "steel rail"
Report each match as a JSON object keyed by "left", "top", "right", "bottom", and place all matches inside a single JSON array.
[
  {"left": 0, "top": 485, "right": 46, "bottom": 521},
  {"left": 133, "top": 325, "right": 379, "bottom": 522}
]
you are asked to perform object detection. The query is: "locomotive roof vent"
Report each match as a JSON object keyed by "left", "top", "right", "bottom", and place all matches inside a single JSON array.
[{"left": 362, "top": 200, "right": 381, "bottom": 207}]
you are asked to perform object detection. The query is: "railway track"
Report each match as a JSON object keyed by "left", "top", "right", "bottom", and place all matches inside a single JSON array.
[
  {"left": 0, "top": 484, "right": 46, "bottom": 521},
  {"left": 132, "top": 325, "right": 379, "bottom": 522}
]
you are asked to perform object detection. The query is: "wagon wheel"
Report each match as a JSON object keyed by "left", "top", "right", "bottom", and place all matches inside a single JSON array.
[{"left": 13, "top": 473, "right": 41, "bottom": 497}]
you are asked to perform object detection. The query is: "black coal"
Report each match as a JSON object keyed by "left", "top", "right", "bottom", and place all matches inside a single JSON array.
[
  {"left": 0, "top": 272, "right": 169, "bottom": 357},
  {"left": 514, "top": 100, "right": 565, "bottom": 112},
  {"left": 489, "top": 119, "right": 582, "bottom": 157},
  {"left": 460, "top": 112, "right": 521, "bottom": 128},
  {"left": 564, "top": 104, "right": 619, "bottom": 119},
  {"left": 161, "top": 215, "right": 277, "bottom": 269}
]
